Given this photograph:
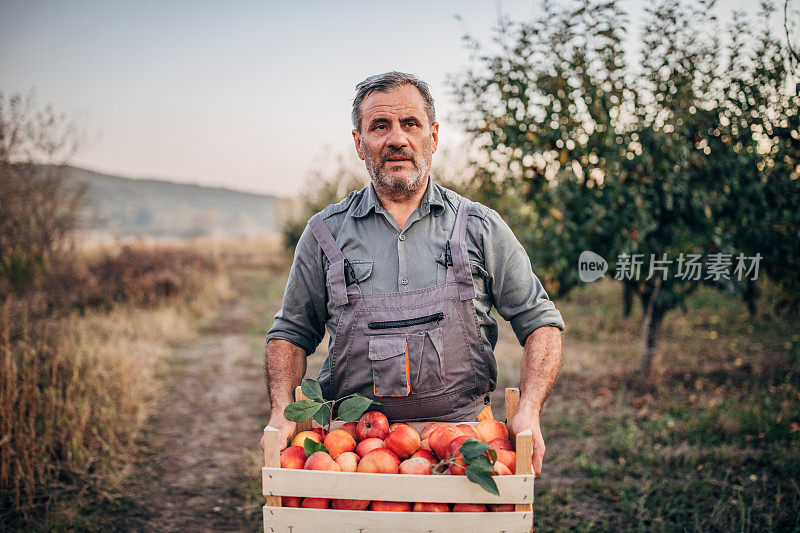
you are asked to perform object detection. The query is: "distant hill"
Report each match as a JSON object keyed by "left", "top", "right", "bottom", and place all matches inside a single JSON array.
[{"left": 56, "top": 166, "right": 292, "bottom": 239}]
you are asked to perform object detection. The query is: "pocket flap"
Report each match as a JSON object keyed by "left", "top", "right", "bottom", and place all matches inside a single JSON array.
[
  {"left": 426, "top": 327, "right": 444, "bottom": 356},
  {"left": 350, "top": 261, "right": 373, "bottom": 282},
  {"left": 368, "top": 335, "right": 406, "bottom": 361},
  {"left": 327, "top": 260, "right": 373, "bottom": 286}
]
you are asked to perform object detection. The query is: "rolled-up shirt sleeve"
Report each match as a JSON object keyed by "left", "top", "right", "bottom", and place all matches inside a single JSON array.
[
  {"left": 481, "top": 208, "right": 565, "bottom": 345},
  {"left": 266, "top": 222, "right": 327, "bottom": 355}
]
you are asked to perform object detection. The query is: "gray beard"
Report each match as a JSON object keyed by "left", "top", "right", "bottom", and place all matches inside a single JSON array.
[{"left": 365, "top": 149, "right": 431, "bottom": 202}]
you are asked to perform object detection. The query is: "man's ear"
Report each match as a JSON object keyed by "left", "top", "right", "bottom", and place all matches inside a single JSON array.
[
  {"left": 431, "top": 122, "right": 439, "bottom": 154},
  {"left": 352, "top": 129, "right": 365, "bottom": 160}
]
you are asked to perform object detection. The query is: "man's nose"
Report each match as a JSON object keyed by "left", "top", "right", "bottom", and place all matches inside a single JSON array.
[{"left": 386, "top": 123, "right": 409, "bottom": 148}]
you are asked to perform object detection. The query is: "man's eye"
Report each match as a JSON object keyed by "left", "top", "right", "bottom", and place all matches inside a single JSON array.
[{"left": 374, "top": 124, "right": 387, "bottom": 130}]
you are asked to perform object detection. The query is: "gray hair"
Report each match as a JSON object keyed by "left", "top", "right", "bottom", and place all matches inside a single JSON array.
[{"left": 351, "top": 71, "right": 436, "bottom": 131}]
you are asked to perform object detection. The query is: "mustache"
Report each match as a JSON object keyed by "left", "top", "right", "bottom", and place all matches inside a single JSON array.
[{"left": 382, "top": 149, "right": 415, "bottom": 162}]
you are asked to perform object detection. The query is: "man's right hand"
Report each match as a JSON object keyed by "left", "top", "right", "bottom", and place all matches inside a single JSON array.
[{"left": 259, "top": 411, "right": 297, "bottom": 452}]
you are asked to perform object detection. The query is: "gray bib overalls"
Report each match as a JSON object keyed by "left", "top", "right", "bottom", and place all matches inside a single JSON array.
[{"left": 308, "top": 197, "right": 491, "bottom": 422}]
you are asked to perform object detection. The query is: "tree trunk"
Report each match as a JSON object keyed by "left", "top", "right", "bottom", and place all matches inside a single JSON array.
[
  {"left": 623, "top": 283, "right": 634, "bottom": 318},
  {"left": 741, "top": 278, "right": 759, "bottom": 318},
  {"left": 637, "top": 277, "right": 664, "bottom": 379}
]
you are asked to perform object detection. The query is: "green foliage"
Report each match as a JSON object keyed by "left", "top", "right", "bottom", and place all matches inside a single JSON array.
[
  {"left": 459, "top": 438, "right": 500, "bottom": 496},
  {"left": 282, "top": 379, "right": 378, "bottom": 431},
  {"left": 283, "top": 400, "right": 322, "bottom": 423},
  {"left": 282, "top": 153, "right": 367, "bottom": 250},
  {"left": 451, "top": 0, "right": 800, "bottom": 374},
  {"left": 336, "top": 395, "right": 377, "bottom": 422},
  {"left": 302, "top": 439, "right": 329, "bottom": 458}
]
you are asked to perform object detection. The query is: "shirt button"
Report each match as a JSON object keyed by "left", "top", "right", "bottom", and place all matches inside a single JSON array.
[
  {"left": 400, "top": 277, "right": 408, "bottom": 285},
  {"left": 398, "top": 234, "right": 406, "bottom": 241}
]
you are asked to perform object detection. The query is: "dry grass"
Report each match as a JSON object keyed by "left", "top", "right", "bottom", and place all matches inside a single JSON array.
[{"left": 0, "top": 244, "right": 228, "bottom": 530}]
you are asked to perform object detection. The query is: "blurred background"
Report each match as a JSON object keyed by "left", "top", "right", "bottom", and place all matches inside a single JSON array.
[{"left": 1, "top": 0, "right": 798, "bottom": 531}]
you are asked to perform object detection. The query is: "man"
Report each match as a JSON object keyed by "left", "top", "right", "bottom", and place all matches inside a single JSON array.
[{"left": 262, "top": 72, "right": 564, "bottom": 475}]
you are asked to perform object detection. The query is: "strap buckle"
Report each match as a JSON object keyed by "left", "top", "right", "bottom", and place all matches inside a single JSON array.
[{"left": 445, "top": 242, "right": 453, "bottom": 267}]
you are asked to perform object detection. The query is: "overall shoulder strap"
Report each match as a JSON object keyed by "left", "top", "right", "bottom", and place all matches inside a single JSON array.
[
  {"left": 308, "top": 214, "right": 350, "bottom": 307},
  {"left": 448, "top": 198, "right": 476, "bottom": 301}
]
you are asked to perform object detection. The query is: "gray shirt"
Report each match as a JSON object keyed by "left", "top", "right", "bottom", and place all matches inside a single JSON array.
[{"left": 267, "top": 179, "right": 565, "bottom": 388}]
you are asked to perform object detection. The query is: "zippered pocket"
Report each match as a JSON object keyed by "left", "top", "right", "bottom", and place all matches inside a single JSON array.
[{"left": 367, "top": 312, "right": 444, "bottom": 330}]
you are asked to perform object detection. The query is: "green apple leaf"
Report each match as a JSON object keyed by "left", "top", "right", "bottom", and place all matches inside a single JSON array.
[
  {"left": 466, "top": 453, "right": 496, "bottom": 473},
  {"left": 460, "top": 438, "right": 491, "bottom": 459},
  {"left": 336, "top": 395, "right": 375, "bottom": 422},
  {"left": 313, "top": 402, "right": 332, "bottom": 427},
  {"left": 283, "top": 400, "right": 321, "bottom": 422},
  {"left": 300, "top": 378, "right": 324, "bottom": 401},
  {"left": 465, "top": 465, "right": 499, "bottom": 496},
  {"left": 303, "top": 438, "right": 329, "bottom": 458}
]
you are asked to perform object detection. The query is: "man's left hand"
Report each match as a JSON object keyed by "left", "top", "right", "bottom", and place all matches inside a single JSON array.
[{"left": 510, "top": 408, "right": 545, "bottom": 476}]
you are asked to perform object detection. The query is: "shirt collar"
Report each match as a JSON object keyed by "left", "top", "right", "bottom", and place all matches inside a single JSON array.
[{"left": 352, "top": 176, "right": 446, "bottom": 219}]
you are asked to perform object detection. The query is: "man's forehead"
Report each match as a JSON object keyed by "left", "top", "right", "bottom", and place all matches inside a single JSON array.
[{"left": 361, "top": 85, "right": 428, "bottom": 122}]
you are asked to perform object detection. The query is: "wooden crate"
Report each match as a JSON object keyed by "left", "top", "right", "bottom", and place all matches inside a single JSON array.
[{"left": 262, "top": 388, "right": 534, "bottom": 532}]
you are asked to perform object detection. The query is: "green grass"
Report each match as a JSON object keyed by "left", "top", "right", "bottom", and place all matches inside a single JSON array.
[{"left": 522, "top": 279, "right": 800, "bottom": 532}]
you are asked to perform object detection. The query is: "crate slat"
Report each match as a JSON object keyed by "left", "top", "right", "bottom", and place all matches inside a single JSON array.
[
  {"left": 263, "top": 506, "right": 532, "bottom": 533},
  {"left": 263, "top": 468, "right": 533, "bottom": 504},
  {"left": 263, "top": 427, "right": 282, "bottom": 508}
]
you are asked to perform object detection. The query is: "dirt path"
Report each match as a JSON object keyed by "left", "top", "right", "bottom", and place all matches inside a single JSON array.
[{"left": 120, "top": 297, "right": 265, "bottom": 532}]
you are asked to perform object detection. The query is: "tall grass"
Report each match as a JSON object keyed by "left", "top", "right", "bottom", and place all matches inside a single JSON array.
[{"left": 0, "top": 245, "right": 228, "bottom": 529}]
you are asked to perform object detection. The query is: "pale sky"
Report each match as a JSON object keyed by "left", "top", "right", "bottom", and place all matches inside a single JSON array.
[{"left": 0, "top": 0, "right": 783, "bottom": 197}]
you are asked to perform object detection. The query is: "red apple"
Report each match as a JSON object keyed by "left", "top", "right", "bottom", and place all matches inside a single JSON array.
[
  {"left": 323, "top": 429, "right": 356, "bottom": 458},
  {"left": 389, "top": 422, "right": 412, "bottom": 432},
  {"left": 413, "top": 502, "right": 450, "bottom": 512},
  {"left": 340, "top": 421, "right": 359, "bottom": 440},
  {"left": 355, "top": 437, "right": 385, "bottom": 457},
  {"left": 428, "top": 425, "right": 461, "bottom": 459},
  {"left": 456, "top": 424, "right": 480, "bottom": 440},
  {"left": 447, "top": 436, "right": 471, "bottom": 475},
  {"left": 453, "top": 503, "right": 488, "bottom": 512},
  {"left": 492, "top": 461, "right": 512, "bottom": 476},
  {"left": 371, "top": 501, "right": 412, "bottom": 512},
  {"left": 411, "top": 449, "right": 437, "bottom": 463},
  {"left": 282, "top": 496, "right": 302, "bottom": 507},
  {"left": 399, "top": 457, "right": 432, "bottom": 475},
  {"left": 280, "top": 445, "right": 307, "bottom": 469},
  {"left": 291, "top": 430, "right": 322, "bottom": 449},
  {"left": 489, "top": 503, "right": 515, "bottom": 512},
  {"left": 332, "top": 498, "right": 370, "bottom": 511},
  {"left": 357, "top": 448, "right": 400, "bottom": 474},
  {"left": 310, "top": 427, "right": 328, "bottom": 440},
  {"left": 356, "top": 411, "right": 390, "bottom": 440},
  {"left": 385, "top": 424, "right": 421, "bottom": 458},
  {"left": 301, "top": 497, "right": 329, "bottom": 509},
  {"left": 489, "top": 437, "right": 514, "bottom": 452},
  {"left": 334, "top": 451, "right": 360, "bottom": 472},
  {"left": 475, "top": 419, "right": 509, "bottom": 444},
  {"left": 304, "top": 451, "right": 340, "bottom": 471},
  {"left": 494, "top": 450, "right": 516, "bottom": 473},
  {"left": 420, "top": 423, "right": 440, "bottom": 451},
  {"left": 446, "top": 436, "right": 471, "bottom": 460}
]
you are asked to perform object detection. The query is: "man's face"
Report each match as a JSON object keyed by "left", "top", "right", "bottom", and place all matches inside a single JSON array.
[{"left": 352, "top": 84, "right": 439, "bottom": 199}]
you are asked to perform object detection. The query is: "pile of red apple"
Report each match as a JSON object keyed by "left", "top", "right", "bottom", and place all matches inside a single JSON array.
[{"left": 278, "top": 411, "right": 517, "bottom": 512}]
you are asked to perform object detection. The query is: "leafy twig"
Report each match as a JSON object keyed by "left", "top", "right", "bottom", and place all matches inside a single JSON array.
[{"left": 283, "top": 378, "right": 379, "bottom": 434}]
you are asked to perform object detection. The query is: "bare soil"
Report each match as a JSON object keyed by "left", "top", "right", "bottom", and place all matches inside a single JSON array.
[{"left": 118, "top": 297, "right": 265, "bottom": 532}]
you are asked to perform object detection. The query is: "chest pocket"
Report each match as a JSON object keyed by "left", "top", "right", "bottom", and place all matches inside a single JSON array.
[
  {"left": 469, "top": 261, "right": 491, "bottom": 301},
  {"left": 327, "top": 260, "right": 373, "bottom": 293}
]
